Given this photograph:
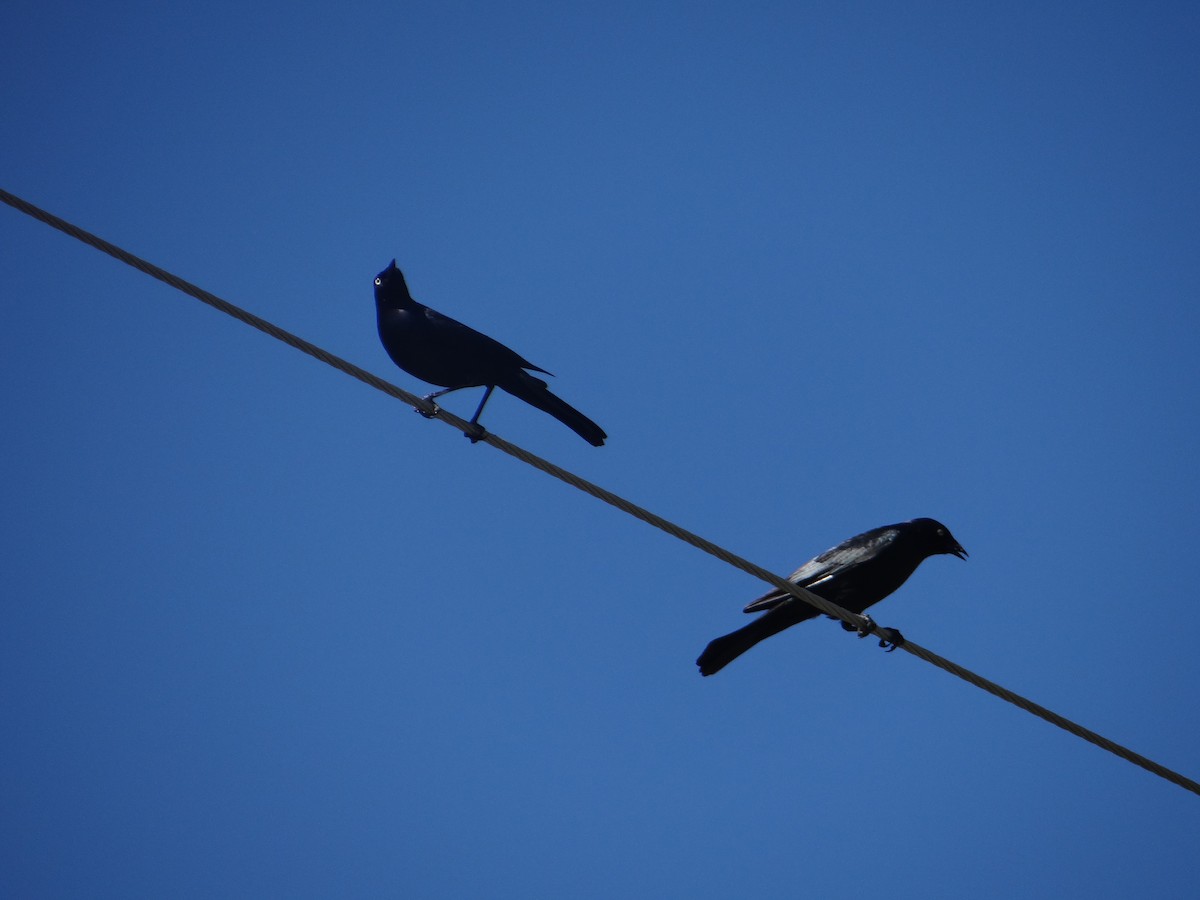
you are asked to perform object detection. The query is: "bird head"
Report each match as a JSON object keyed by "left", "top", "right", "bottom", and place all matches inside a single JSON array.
[
  {"left": 912, "top": 518, "right": 968, "bottom": 560},
  {"left": 374, "top": 259, "right": 413, "bottom": 306}
]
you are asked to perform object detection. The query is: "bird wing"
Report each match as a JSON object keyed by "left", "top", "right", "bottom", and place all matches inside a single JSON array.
[
  {"left": 742, "top": 526, "right": 901, "bottom": 613},
  {"left": 421, "top": 307, "right": 552, "bottom": 376}
]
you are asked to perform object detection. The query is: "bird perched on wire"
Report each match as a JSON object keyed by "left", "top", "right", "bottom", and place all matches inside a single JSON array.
[
  {"left": 697, "top": 517, "right": 967, "bottom": 676},
  {"left": 373, "top": 260, "right": 607, "bottom": 446}
]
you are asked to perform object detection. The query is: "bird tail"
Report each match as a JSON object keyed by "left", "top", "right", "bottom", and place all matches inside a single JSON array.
[
  {"left": 696, "top": 604, "right": 816, "bottom": 676},
  {"left": 502, "top": 371, "right": 607, "bottom": 447}
]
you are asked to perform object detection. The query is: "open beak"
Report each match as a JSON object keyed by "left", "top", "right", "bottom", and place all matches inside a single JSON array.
[{"left": 951, "top": 542, "right": 968, "bottom": 560}]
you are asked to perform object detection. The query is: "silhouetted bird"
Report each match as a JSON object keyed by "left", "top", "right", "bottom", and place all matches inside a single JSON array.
[
  {"left": 697, "top": 518, "right": 966, "bottom": 676},
  {"left": 374, "top": 260, "right": 606, "bottom": 446}
]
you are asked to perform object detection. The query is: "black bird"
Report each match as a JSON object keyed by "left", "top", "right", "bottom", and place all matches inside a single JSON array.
[
  {"left": 697, "top": 518, "right": 966, "bottom": 676},
  {"left": 374, "top": 260, "right": 606, "bottom": 446}
]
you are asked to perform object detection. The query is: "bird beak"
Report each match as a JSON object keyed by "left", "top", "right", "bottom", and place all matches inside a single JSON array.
[
  {"left": 950, "top": 543, "right": 968, "bottom": 560},
  {"left": 389, "top": 259, "right": 398, "bottom": 270}
]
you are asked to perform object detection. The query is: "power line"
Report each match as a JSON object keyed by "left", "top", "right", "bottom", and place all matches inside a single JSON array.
[{"left": 4, "top": 186, "right": 1197, "bottom": 798}]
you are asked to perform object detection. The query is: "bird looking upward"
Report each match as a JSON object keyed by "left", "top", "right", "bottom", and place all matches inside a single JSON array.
[{"left": 374, "top": 260, "right": 606, "bottom": 446}]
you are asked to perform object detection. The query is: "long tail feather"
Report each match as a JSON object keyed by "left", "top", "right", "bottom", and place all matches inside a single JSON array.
[
  {"left": 501, "top": 372, "right": 606, "bottom": 446},
  {"left": 696, "top": 603, "right": 819, "bottom": 676}
]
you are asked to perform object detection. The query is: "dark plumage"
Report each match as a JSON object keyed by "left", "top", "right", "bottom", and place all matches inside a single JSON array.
[
  {"left": 374, "top": 260, "right": 606, "bottom": 446},
  {"left": 697, "top": 518, "right": 966, "bottom": 676}
]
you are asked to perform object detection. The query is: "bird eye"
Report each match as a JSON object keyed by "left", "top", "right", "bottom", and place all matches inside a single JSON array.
[{"left": 374, "top": 277, "right": 382, "bottom": 286}]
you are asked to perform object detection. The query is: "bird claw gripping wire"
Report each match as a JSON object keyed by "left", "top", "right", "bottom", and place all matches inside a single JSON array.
[
  {"left": 464, "top": 423, "right": 489, "bottom": 444},
  {"left": 875, "top": 627, "right": 906, "bottom": 652},
  {"left": 845, "top": 614, "right": 877, "bottom": 638},
  {"left": 415, "top": 396, "right": 441, "bottom": 419},
  {"left": 841, "top": 615, "right": 904, "bottom": 651}
]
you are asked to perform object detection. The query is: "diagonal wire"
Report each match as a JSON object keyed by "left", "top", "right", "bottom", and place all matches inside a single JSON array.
[{"left": 3, "top": 186, "right": 1197, "bottom": 797}]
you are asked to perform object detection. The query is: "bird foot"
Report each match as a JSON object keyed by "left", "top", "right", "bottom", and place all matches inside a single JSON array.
[
  {"left": 842, "top": 616, "right": 904, "bottom": 651},
  {"left": 415, "top": 396, "right": 440, "bottom": 419},
  {"left": 854, "top": 614, "right": 878, "bottom": 638},
  {"left": 875, "top": 627, "right": 905, "bottom": 652},
  {"left": 464, "top": 423, "right": 489, "bottom": 444}
]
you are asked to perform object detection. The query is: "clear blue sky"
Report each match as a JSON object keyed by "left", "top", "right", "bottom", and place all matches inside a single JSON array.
[{"left": 4, "top": 2, "right": 1199, "bottom": 897}]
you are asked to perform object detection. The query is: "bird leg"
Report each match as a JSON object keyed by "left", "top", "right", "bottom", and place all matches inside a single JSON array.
[
  {"left": 416, "top": 386, "right": 464, "bottom": 419},
  {"left": 464, "top": 385, "right": 495, "bottom": 443}
]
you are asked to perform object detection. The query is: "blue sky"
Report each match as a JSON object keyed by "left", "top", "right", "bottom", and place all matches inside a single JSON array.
[{"left": 3, "top": 2, "right": 1199, "bottom": 897}]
